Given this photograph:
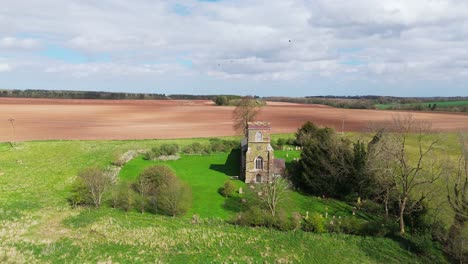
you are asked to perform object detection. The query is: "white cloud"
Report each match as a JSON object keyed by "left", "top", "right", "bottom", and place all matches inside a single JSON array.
[
  {"left": 0, "top": 37, "right": 40, "bottom": 49},
  {"left": 0, "top": 63, "right": 11, "bottom": 72},
  {"left": 0, "top": 0, "right": 467, "bottom": 95}
]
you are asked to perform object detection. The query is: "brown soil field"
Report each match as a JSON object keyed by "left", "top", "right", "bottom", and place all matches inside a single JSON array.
[{"left": 1, "top": 98, "right": 467, "bottom": 142}]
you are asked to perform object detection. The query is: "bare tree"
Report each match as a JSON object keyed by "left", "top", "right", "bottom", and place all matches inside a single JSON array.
[
  {"left": 7, "top": 117, "right": 15, "bottom": 148},
  {"left": 446, "top": 134, "right": 467, "bottom": 262},
  {"left": 367, "top": 129, "right": 397, "bottom": 218},
  {"left": 377, "top": 114, "right": 444, "bottom": 235},
  {"left": 232, "top": 96, "right": 262, "bottom": 136},
  {"left": 78, "top": 167, "right": 112, "bottom": 208},
  {"left": 257, "top": 176, "right": 290, "bottom": 217}
]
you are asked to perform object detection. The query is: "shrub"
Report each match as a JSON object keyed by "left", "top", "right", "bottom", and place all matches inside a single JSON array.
[
  {"left": 159, "top": 143, "right": 179, "bottom": 156},
  {"left": 274, "top": 210, "right": 298, "bottom": 231},
  {"left": 237, "top": 206, "right": 275, "bottom": 227},
  {"left": 302, "top": 214, "right": 327, "bottom": 233},
  {"left": 183, "top": 142, "right": 203, "bottom": 154},
  {"left": 360, "top": 218, "right": 398, "bottom": 237},
  {"left": 360, "top": 200, "right": 383, "bottom": 215},
  {"left": 337, "top": 217, "right": 363, "bottom": 235},
  {"left": 67, "top": 177, "right": 90, "bottom": 207},
  {"left": 183, "top": 142, "right": 212, "bottom": 155},
  {"left": 144, "top": 144, "right": 179, "bottom": 160},
  {"left": 110, "top": 181, "right": 136, "bottom": 212},
  {"left": 158, "top": 179, "right": 192, "bottom": 216},
  {"left": 143, "top": 150, "right": 158, "bottom": 160},
  {"left": 134, "top": 165, "right": 192, "bottom": 216},
  {"left": 407, "top": 232, "right": 434, "bottom": 255},
  {"left": 276, "top": 138, "right": 286, "bottom": 146},
  {"left": 220, "top": 180, "right": 236, "bottom": 197},
  {"left": 208, "top": 139, "right": 238, "bottom": 153}
]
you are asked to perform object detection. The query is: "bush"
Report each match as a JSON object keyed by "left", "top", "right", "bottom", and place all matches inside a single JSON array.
[
  {"left": 209, "top": 139, "right": 239, "bottom": 153},
  {"left": 67, "top": 177, "right": 90, "bottom": 207},
  {"left": 144, "top": 144, "right": 179, "bottom": 160},
  {"left": 407, "top": 232, "right": 434, "bottom": 255},
  {"left": 220, "top": 180, "right": 236, "bottom": 197},
  {"left": 158, "top": 179, "right": 192, "bottom": 216},
  {"left": 337, "top": 217, "right": 363, "bottom": 235},
  {"left": 302, "top": 214, "right": 327, "bottom": 233},
  {"left": 274, "top": 210, "right": 300, "bottom": 231},
  {"left": 109, "top": 181, "right": 136, "bottom": 212},
  {"left": 134, "top": 165, "right": 192, "bottom": 216},
  {"left": 360, "top": 218, "right": 398, "bottom": 237},
  {"left": 360, "top": 200, "right": 383, "bottom": 215},
  {"left": 160, "top": 144, "right": 179, "bottom": 156},
  {"left": 143, "top": 150, "right": 158, "bottom": 160},
  {"left": 183, "top": 142, "right": 211, "bottom": 155}
]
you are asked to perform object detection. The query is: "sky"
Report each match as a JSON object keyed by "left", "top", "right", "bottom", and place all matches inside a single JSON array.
[{"left": 1, "top": 0, "right": 468, "bottom": 97}]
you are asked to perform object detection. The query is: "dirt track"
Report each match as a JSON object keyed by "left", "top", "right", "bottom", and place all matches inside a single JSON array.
[{"left": 1, "top": 98, "right": 467, "bottom": 142}]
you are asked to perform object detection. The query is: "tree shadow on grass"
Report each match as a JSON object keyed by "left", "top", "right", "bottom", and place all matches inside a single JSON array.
[{"left": 209, "top": 149, "right": 240, "bottom": 177}]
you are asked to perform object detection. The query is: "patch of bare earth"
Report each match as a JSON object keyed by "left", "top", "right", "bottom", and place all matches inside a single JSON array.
[{"left": 1, "top": 98, "right": 467, "bottom": 142}]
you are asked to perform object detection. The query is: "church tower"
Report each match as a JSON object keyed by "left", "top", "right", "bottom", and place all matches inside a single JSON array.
[{"left": 240, "top": 121, "right": 275, "bottom": 183}]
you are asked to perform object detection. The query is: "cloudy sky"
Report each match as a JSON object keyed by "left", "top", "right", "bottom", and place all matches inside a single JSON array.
[{"left": 1, "top": 0, "right": 468, "bottom": 96}]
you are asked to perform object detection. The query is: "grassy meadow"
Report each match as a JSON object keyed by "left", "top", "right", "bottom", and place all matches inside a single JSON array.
[
  {"left": 0, "top": 133, "right": 462, "bottom": 263},
  {"left": 376, "top": 100, "right": 468, "bottom": 110}
]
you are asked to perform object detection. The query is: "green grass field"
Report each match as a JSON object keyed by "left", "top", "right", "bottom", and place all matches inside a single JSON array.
[
  {"left": 0, "top": 134, "right": 457, "bottom": 263},
  {"left": 376, "top": 100, "right": 468, "bottom": 110}
]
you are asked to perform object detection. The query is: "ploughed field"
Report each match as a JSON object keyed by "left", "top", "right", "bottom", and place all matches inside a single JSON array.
[{"left": 1, "top": 97, "right": 468, "bottom": 142}]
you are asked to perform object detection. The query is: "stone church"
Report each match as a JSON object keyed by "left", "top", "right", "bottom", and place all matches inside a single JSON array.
[{"left": 240, "top": 121, "right": 285, "bottom": 183}]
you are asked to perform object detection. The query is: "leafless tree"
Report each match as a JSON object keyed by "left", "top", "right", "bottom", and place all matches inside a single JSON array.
[
  {"left": 257, "top": 176, "right": 290, "bottom": 217},
  {"left": 78, "top": 167, "right": 112, "bottom": 208},
  {"left": 366, "top": 129, "right": 396, "bottom": 218},
  {"left": 446, "top": 134, "right": 467, "bottom": 262},
  {"left": 7, "top": 117, "right": 15, "bottom": 148},
  {"left": 375, "top": 114, "right": 444, "bottom": 235},
  {"left": 232, "top": 96, "right": 262, "bottom": 136}
]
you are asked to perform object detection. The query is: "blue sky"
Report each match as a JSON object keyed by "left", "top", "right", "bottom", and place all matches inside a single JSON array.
[{"left": 1, "top": 0, "right": 468, "bottom": 97}]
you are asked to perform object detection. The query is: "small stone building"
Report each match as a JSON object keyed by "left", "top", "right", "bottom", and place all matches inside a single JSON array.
[{"left": 240, "top": 121, "right": 285, "bottom": 183}]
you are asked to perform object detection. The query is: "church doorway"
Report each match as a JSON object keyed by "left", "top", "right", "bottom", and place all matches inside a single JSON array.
[{"left": 256, "top": 174, "right": 262, "bottom": 183}]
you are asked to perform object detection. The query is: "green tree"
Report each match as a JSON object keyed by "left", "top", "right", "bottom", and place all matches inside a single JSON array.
[
  {"left": 158, "top": 177, "right": 192, "bottom": 217},
  {"left": 214, "top": 96, "right": 229, "bottom": 106},
  {"left": 294, "top": 122, "right": 353, "bottom": 198},
  {"left": 134, "top": 165, "right": 192, "bottom": 216}
]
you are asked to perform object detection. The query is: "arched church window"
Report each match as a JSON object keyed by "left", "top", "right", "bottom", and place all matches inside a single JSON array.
[
  {"left": 255, "top": 132, "right": 263, "bottom": 142},
  {"left": 255, "top": 157, "right": 263, "bottom": 170}
]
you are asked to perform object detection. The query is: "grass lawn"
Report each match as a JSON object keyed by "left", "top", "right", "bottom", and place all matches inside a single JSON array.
[
  {"left": 376, "top": 100, "right": 468, "bottom": 110},
  {"left": 118, "top": 150, "right": 367, "bottom": 220},
  {"left": 0, "top": 134, "right": 455, "bottom": 263}
]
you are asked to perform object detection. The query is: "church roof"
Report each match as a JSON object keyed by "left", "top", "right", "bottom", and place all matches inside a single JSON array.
[{"left": 248, "top": 121, "right": 271, "bottom": 130}]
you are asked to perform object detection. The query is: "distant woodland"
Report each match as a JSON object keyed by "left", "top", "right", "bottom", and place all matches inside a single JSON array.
[{"left": 1, "top": 89, "right": 467, "bottom": 112}]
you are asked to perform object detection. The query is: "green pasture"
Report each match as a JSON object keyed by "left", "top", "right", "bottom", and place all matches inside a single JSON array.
[
  {"left": 0, "top": 133, "right": 458, "bottom": 263},
  {"left": 376, "top": 100, "right": 468, "bottom": 110},
  {"left": 118, "top": 150, "right": 364, "bottom": 220}
]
